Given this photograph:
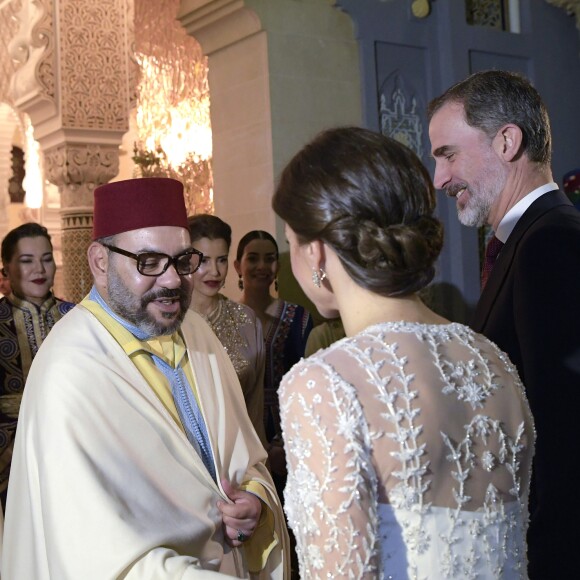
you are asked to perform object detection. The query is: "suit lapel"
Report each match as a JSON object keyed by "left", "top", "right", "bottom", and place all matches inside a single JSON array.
[{"left": 471, "top": 190, "right": 572, "bottom": 330}]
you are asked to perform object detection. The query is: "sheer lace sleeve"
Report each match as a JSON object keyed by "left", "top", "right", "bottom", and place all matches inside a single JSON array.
[{"left": 280, "top": 358, "right": 380, "bottom": 579}]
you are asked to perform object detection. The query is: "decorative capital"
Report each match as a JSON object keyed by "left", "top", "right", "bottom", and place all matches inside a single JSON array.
[
  {"left": 61, "top": 206, "right": 94, "bottom": 231},
  {"left": 44, "top": 143, "right": 120, "bottom": 207}
]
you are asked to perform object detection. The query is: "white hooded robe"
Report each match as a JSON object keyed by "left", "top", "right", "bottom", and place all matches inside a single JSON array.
[{"left": 1, "top": 306, "right": 288, "bottom": 579}]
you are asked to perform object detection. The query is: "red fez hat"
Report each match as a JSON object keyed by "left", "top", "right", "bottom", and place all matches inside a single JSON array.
[{"left": 92, "top": 177, "right": 188, "bottom": 240}]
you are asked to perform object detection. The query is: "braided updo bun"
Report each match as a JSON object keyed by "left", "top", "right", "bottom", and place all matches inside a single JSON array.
[{"left": 272, "top": 127, "right": 443, "bottom": 297}]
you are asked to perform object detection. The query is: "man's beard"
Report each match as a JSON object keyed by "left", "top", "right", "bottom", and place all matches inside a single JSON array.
[
  {"left": 454, "top": 183, "right": 496, "bottom": 227},
  {"left": 107, "top": 269, "right": 191, "bottom": 336},
  {"left": 453, "top": 157, "right": 507, "bottom": 228}
]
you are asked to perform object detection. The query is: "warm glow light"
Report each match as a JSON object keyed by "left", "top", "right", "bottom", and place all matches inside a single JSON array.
[
  {"left": 22, "top": 117, "right": 43, "bottom": 209},
  {"left": 133, "top": 0, "right": 213, "bottom": 215},
  {"left": 137, "top": 56, "right": 212, "bottom": 167}
]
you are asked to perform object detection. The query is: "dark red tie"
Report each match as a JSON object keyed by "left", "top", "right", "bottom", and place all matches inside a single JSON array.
[{"left": 481, "top": 236, "right": 504, "bottom": 290}]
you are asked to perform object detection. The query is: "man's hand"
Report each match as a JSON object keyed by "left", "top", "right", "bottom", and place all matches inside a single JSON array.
[{"left": 218, "top": 479, "right": 262, "bottom": 547}]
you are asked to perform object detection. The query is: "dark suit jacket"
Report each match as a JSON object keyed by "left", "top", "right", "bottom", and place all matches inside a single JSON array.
[{"left": 472, "top": 190, "right": 580, "bottom": 578}]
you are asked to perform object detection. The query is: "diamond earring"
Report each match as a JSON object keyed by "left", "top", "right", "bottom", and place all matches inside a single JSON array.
[
  {"left": 312, "top": 269, "right": 320, "bottom": 288},
  {"left": 312, "top": 268, "right": 327, "bottom": 288}
]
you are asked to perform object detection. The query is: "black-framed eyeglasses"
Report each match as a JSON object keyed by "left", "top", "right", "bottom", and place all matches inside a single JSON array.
[{"left": 102, "top": 244, "right": 203, "bottom": 276}]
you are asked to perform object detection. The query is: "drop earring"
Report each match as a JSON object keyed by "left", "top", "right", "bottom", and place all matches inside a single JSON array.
[
  {"left": 312, "top": 268, "right": 327, "bottom": 288},
  {"left": 312, "top": 269, "right": 320, "bottom": 288},
  {"left": 275, "top": 278, "right": 279, "bottom": 292},
  {"left": 238, "top": 275, "right": 244, "bottom": 290}
]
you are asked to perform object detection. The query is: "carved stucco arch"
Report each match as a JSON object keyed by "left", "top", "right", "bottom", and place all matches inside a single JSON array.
[
  {"left": 0, "top": 2, "right": 24, "bottom": 245},
  {"left": 1, "top": 0, "right": 135, "bottom": 302},
  {"left": 0, "top": 104, "right": 24, "bottom": 243}
]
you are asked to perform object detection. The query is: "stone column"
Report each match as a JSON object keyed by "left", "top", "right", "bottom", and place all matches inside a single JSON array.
[
  {"left": 7, "top": 0, "right": 135, "bottom": 302},
  {"left": 44, "top": 143, "right": 120, "bottom": 300},
  {"left": 177, "top": 0, "right": 362, "bottom": 303}
]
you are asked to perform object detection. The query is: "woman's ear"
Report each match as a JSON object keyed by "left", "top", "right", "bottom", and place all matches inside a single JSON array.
[
  {"left": 233, "top": 259, "right": 241, "bottom": 276},
  {"left": 307, "top": 240, "right": 326, "bottom": 270},
  {"left": 87, "top": 242, "right": 109, "bottom": 289},
  {"left": 307, "top": 239, "right": 325, "bottom": 271}
]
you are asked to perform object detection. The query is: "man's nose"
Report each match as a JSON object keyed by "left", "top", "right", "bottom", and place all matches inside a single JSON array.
[
  {"left": 156, "top": 263, "right": 182, "bottom": 288},
  {"left": 433, "top": 161, "right": 450, "bottom": 190}
]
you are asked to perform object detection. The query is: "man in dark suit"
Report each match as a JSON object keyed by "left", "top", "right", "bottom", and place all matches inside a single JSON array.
[{"left": 428, "top": 69, "right": 580, "bottom": 579}]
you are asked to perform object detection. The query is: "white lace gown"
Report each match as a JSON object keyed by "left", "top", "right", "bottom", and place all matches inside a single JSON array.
[{"left": 280, "top": 322, "right": 534, "bottom": 579}]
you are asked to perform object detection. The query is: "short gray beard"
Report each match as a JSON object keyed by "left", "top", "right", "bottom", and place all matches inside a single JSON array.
[
  {"left": 457, "top": 192, "right": 495, "bottom": 227},
  {"left": 107, "top": 267, "right": 190, "bottom": 337},
  {"left": 456, "top": 158, "right": 507, "bottom": 228}
]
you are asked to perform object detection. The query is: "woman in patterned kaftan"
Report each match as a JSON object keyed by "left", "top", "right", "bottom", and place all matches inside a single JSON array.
[
  {"left": 272, "top": 127, "right": 535, "bottom": 579},
  {"left": 188, "top": 214, "right": 267, "bottom": 446},
  {"left": 234, "top": 230, "right": 313, "bottom": 497},
  {"left": 0, "top": 223, "right": 75, "bottom": 511}
]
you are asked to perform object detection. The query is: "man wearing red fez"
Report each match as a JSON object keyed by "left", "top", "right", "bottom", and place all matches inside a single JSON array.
[{"left": 2, "top": 178, "right": 289, "bottom": 579}]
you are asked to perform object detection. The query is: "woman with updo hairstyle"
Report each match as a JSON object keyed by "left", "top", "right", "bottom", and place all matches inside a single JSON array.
[
  {"left": 0, "top": 223, "right": 75, "bottom": 513},
  {"left": 272, "top": 127, "right": 534, "bottom": 578},
  {"left": 188, "top": 214, "right": 267, "bottom": 446}
]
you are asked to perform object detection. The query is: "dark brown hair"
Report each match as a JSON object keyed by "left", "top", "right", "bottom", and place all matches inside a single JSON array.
[
  {"left": 236, "top": 230, "right": 278, "bottom": 263},
  {"left": 1, "top": 222, "right": 52, "bottom": 265},
  {"left": 428, "top": 69, "right": 551, "bottom": 165},
  {"left": 188, "top": 214, "right": 232, "bottom": 249},
  {"left": 272, "top": 126, "right": 443, "bottom": 297}
]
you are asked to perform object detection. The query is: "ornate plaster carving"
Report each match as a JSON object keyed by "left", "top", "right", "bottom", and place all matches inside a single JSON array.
[
  {"left": 8, "top": 0, "right": 56, "bottom": 121},
  {"left": 3, "top": 0, "right": 135, "bottom": 302},
  {"left": 45, "top": 140, "right": 120, "bottom": 301},
  {"left": 0, "top": 0, "right": 23, "bottom": 105},
  {"left": 43, "top": 143, "right": 120, "bottom": 208},
  {"left": 7, "top": 0, "right": 134, "bottom": 136},
  {"left": 546, "top": 0, "right": 580, "bottom": 29},
  {"left": 59, "top": 0, "right": 130, "bottom": 129},
  {"left": 61, "top": 207, "right": 94, "bottom": 302}
]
